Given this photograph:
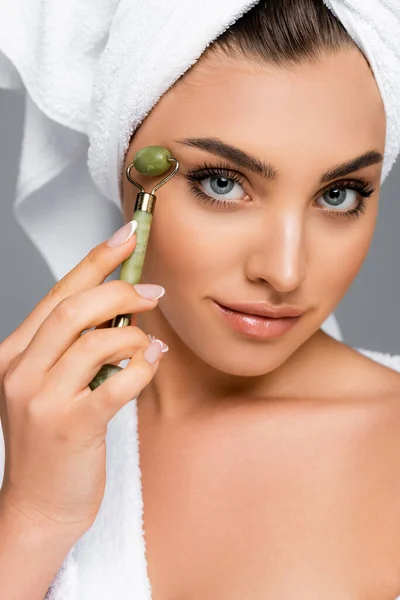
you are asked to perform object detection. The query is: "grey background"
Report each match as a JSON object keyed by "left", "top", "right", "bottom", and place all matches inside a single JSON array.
[{"left": 0, "top": 89, "right": 399, "bottom": 354}]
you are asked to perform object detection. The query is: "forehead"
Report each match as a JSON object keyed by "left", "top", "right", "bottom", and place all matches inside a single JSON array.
[{"left": 143, "top": 49, "right": 386, "bottom": 173}]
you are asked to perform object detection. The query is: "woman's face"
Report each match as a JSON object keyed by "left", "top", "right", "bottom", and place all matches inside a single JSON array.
[{"left": 122, "top": 47, "right": 386, "bottom": 378}]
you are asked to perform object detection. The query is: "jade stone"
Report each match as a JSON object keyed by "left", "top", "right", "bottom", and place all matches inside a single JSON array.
[
  {"left": 120, "top": 209, "right": 152, "bottom": 285},
  {"left": 133, "top": 146, "right": 172, "bottom": 176}
]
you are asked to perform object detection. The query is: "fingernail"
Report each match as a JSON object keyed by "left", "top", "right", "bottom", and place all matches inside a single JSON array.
[
  {"left": 144, "top": 339, "right": 168, "bottom": 364},
  {"left": 147, "top": 333, "right": 169, "bottom": 352},
  {"left": 107, "top": 220, "right": 137, "bottom": 247},
  {"left": 134, "top": 284, "right": 165, "bottom": 300}
]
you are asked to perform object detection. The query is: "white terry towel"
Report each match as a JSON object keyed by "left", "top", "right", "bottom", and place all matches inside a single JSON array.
[{"left": 0, "top": 0, "right": 399, "bottom": 597}]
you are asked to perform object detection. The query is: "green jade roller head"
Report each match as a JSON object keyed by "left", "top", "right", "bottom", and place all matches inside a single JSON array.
[{"left": 89, "top": 146, "right": 179, "bottom": 391}]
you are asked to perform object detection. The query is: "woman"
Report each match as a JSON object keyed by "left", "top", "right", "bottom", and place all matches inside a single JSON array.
[{"left": 1, "top": 0, "right": 400, "bottom": 598}]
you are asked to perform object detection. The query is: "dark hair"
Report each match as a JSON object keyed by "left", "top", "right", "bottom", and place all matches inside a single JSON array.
[{"left": 210, "top": 0, "right": 357, "bottom": 67}]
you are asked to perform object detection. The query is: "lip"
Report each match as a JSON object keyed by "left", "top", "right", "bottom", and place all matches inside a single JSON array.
[
  {"left": 214, "top": 300, "right": 305, "bottom": 319},
  {"left": 212, "top": 300, "right": 301, "bottom": 339}
]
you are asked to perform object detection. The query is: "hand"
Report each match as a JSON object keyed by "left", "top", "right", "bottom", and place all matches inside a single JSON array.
[{"left": 0, "top": 226, "right": 167, "bottom": 538}]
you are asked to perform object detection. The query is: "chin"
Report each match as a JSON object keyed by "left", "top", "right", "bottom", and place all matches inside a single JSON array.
[{"left": 195, "top": 339, "right": 298, "bottom": 378}]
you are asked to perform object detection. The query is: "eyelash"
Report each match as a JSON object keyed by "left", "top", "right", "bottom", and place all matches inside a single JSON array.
[{"left": 184, "top": 161, "right": 376, "bottom": 219}]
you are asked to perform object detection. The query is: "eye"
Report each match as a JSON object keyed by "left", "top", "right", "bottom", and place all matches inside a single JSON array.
[
  {"left": 201, "top": 174, "right": 245, "bottom": 201},
  {"left": 315, "top": 179, "right": 375, "bottom": 218},
  {"left": 184, "top": 162, "right": 249, "bottom": 209},
  {"left": 317, "top": 187, "right": 358, "bottom": 211}
]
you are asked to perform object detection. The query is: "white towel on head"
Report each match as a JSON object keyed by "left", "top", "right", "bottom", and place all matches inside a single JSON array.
[{"left": 1, "top": 0, "right": 400, "bottom": 596}]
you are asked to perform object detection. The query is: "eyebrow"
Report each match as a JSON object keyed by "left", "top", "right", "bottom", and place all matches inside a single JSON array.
[{"left": 175, "top": 137, "right": 383, "bottom": 183}]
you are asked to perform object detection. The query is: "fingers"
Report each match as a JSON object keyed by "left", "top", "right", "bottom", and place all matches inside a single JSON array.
[
  {"left": 45, "top": 326, "right": 151, "bottom": 398},
  {"left": 15, "top": 280, "right": 161, "bottom": 380},
  {"left": 1, "top": 225, "right": 138, "bottom": 361},
  {"left": 71, "top": 342, "right": 164, "bottom": 434},
  {"left": 90, "top": 320, "right": 120, "bottom": 368}
]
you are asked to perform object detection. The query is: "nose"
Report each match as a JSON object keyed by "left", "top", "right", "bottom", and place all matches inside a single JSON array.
[{"left": 245, "top": 208, "right": 307, "bottom": 293}]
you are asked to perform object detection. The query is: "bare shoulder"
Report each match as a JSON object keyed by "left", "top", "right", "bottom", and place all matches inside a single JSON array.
[
  {"left": 322, "top": 336, "right": 400, "bottom": 467},
  {"left": 316, "top": 331, "right": 400, "bottom": 399},
  {"left": 347, "top": 345, "right": 400, "bottom": 541},
  {"left": 323, "top": 339, "right": 400, "bottom": 469},
  {"left": 350, "top": 345, "right": 400, "bottom": 394},
  {"left": 308, "top": 333, "right": 400, "bottom": 445}
]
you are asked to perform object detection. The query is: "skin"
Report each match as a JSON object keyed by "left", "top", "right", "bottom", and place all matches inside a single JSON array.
[{"left": 120, "top": 48, "right": 400, "bottom": 599}]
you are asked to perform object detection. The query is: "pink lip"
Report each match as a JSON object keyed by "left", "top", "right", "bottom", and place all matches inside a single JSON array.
[{"left": 212, "top": 301, "right": 301, "bottom": 339}]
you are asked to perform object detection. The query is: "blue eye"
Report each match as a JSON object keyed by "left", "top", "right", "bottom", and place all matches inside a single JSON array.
[
  {"left": 202, "top": 175, "right": 245, "bottom": 201},
  {"left": 318, "top": 188, "right": 357, "bottom": 211},
  {"left": 315, "top": 180, "right": 375, "bottom": 218},
  {"left": 184, "top": 162, "right": 247, "bottom": 210}
]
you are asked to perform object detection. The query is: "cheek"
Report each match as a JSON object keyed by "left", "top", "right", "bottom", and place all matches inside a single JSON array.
[
  {"left": 139, "top": 198, "right": 227, "bottom": 291},
  {"left": 313, "top": 218, "right": 376, "bottom": 307}
]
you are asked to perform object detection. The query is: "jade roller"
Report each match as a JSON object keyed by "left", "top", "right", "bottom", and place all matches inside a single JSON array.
[{"left": 88, "top": 146, "right": 179, "bottom": 391}]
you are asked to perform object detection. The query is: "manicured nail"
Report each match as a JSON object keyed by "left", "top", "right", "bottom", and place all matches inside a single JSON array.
[
  {"left": 144, "top": 339, "right": 168, "bottom": 363},
  {"left": 147, "top": 333, "right": 169, "bottom": 352},
  {"left": 134, "top": 284, "right": 165, "bottom": 300},
  {"left": 107, "top": 220, "right": 137, "bottom": 247}
]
